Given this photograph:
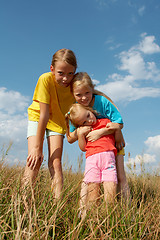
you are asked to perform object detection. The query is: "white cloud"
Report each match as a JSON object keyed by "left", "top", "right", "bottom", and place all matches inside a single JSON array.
[
  {"left": 0, "top": 115, "right": 28, "bottom": 142},
  {"left": 126, "top": 153, "right": 158, "bottom": 175},
  {"left": 138, "top": 34, "right": 160, "bottom": 54},
  {"left": 131, "top": 154, "right": 156, "bottom": 164},
  {"left": 96, "top": 33, "right": 160, "bottom": 102},
  {"left": 0, "top": 88, "right": 30, "bottom": 165},
  {"left": 0, "top": 87, "right": 29, "bottom": 114},
  {"left": 0, "top": 87, "right": 29, "bottom": 141},
  {"left": 109, "top": 43, "right": 122, "bottom": 51},
  {"left": 138, "top": 5, "right": 145, "bottom": 16},
  {"left": 145, "top": 135, "right": 160, "bottom": 154},
  {"left": 96, "top": 79, "right": 160, "bottom": 102},
  {"left": 92, "top": 78, "right": 100, "bottom": 85},
  {"left": 118, "top": 50, "right": 147, "bottom": 80},
  {"left": 126, "top": 135, "right": 160, "bottom": 174},
  {"left": 118, "top": 35, "right": 160, "bottom": 81},
  {"left": 126, "top": 134, "right": 160, "bottom": 174}
]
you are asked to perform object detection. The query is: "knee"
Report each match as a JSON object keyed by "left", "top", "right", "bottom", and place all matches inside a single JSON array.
[{"left": 48, "top": 158, "right": 62, "bottom": 173}]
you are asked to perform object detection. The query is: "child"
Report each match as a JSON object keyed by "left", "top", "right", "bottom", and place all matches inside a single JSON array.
[
  {"left": 67, "top": 72, "right": 130, "bottom": 204},
  {"left": 22, "top": 48, "right": 77, "bottom": 199},
  {"left": 65, "top": 103, "right": 119, "bottom": 212}
]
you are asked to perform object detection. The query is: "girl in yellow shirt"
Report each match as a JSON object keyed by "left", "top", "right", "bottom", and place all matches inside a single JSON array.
[{"left": 22, "top": 48, "right": 77, "bottom": 199}]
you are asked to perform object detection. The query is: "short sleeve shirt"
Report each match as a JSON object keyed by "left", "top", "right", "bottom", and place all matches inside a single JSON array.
[
  {"left": 85, "top": 119, "right": 117, "bottom": 158},
  {"left": 28, "top": 72, "right": 74, "bottom": 134}
]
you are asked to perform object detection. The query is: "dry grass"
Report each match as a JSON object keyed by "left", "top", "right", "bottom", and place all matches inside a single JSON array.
[{"left": 0, "top": 148, "right": 160, "bottom": 239}]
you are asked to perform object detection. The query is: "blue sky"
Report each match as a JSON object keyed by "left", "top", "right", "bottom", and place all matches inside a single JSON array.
[{"left": 1, "top": 0, "right": 160, "bottom": 174}]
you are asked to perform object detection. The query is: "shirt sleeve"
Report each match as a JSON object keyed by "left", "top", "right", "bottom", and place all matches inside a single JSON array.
[
  {"left": 69, "top": 121, "right": 76, "bottom": 132},
  {"left": 102, "top": 97, "right": 123, "bottom": 124}
]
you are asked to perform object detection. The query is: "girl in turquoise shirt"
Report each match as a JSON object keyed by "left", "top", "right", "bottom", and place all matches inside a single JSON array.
[{"left": 67, "top": 72, "right": 130, "bottom": 217}]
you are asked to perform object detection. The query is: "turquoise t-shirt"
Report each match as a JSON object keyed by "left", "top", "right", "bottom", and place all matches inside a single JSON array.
[{"left": 70, "top": 94, "right": 123, "bottom": 132}]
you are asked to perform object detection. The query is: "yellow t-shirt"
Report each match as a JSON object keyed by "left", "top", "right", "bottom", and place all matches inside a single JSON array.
[{"left": 28, "top": 72, "right": 74, "bottom": 134}]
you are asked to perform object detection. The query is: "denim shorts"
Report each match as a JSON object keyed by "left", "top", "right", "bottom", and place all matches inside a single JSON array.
[{"left": 27, "top": 121, "right": 64, "bottom": 138}]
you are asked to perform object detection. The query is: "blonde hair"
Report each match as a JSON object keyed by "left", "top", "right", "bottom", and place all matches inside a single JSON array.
[
  {"left": 71, "top": 72, "right": 118, "bottom": 110},
  {"left": 65, "top": 103, "right": 97, "bottom": 134},
  {"left": 70, "top": 72, "right": 94, "bottom": 93},
  {"left": 51, "top": 48, "right": 77, "bottom": 69}
]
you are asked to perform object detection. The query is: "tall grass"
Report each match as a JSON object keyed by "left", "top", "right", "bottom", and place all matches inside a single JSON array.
[{"left": 0, "top": 148, "right": 160, "bottom": 239}]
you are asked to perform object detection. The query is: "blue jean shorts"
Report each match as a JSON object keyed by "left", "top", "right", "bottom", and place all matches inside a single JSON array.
[{"left": 27, "top": 121, "right": 64, "bottom": 138}]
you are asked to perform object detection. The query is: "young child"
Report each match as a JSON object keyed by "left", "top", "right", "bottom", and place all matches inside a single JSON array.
[
  {"left": 22, "top": 48, "right": 77, "bottom": 199},
  {"left": 67, "top": 72, "right": 130, "bottom": 205},
  {"left": 65, "top": 103, "right": 119, "bottom": 212}
]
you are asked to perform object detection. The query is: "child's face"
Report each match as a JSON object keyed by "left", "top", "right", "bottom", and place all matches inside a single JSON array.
[
  {"left": 73, "top": 85, "right": 93, "bottom": 106},
  {"left": 75, "top": 108, "right": 97, "bottom": 126},
  {"left": 51, "top": 61, "right": 75, "bottom": 87}
]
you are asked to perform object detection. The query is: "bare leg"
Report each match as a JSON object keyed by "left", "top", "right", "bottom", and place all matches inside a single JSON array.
[
  {"left": 116, "top": 154, "right": 130, "bottom": 200},
  {"left": 21, "top": 136, "right": 42, "bottom": 209},
  {"left": 47, "top": 135, "right": 64, "bottom": 200},
  {"left": 103, "top": 182, "right": 117, "bottom": 206},
  {"left": 87, "top": 182, "right": 100, "bottom": 205},
  {"left": 80, "top": 181, "right": 87, "bottom": 207},
  {"left": 79, "top": 180, "right": 88, "bottom": 218},
  {"left": 22, "top": 136, "right": 42, "bottom": 188}
]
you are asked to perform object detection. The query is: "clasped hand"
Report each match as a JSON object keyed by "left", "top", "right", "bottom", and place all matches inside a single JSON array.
[
  {"left": 86, "top": 129, "right": 103, "bottom": 142},
  {"left": 77, "top": 126, "right": 92, "bottom": 137}
]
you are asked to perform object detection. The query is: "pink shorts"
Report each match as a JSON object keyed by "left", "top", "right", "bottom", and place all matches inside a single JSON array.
[{"left": 84, "top": 151, "right": 117, "bottom": 183}]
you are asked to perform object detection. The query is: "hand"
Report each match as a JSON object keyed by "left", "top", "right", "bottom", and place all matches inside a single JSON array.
[
  {"left": 115, "top": 134, "right": 125, "bottom": 151},
  {"left": 27, "top": 147, "right": 43, "bottom": 170},
  {"left": 110, "top": 123, "right": 125, "bottom": 151},
  {"left": 115, "top": 141, "right": 125, "bottom": 151},
  {"left": 77, "top": 126, "right": 92, "bottom": 137},
  {"left": 106, "top": 122, "right": 120, "bottom": 130},
  {"left": 86, "top": 129, "right": 102, "bottom": 142}
]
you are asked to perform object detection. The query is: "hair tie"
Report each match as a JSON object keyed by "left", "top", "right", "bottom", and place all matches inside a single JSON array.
[{"left": 68, "top": 111, "right": 70, "bottom": 115}]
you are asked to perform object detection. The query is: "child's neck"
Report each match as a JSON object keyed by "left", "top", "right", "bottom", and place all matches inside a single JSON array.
[{"left": 89, "top": 95, "right": 95, "bottom": 107}]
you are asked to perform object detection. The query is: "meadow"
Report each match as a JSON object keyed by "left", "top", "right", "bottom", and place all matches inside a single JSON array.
[{"left": 0, "top": 145, "right": 160, "bottom": 239}]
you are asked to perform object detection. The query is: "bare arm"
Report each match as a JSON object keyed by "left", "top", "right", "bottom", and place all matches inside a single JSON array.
[
  {"left": 86, "top": 122, "right": 121, "bottom": 142},
  {"left": 86, "top": 122, "right": 125, "bottom": 150},
  {"left": 66, "top": 128, "right": 78, "bottom": 143},
  {"left": 86, "top": 127, "right": 115, "bottom": 142},
  {"left": 106, "top": 122, "right": 125, "bottom": 150},
  {"left": 66, "top": 125, "right": 91, "bottom": 144},
  {"left": 114, "top": 128, "right": 125, "bottom": 150},
  {"left": 27, "top": 102, "right": 50, "bottom": 170},
  {"left": 77, "top": 127, "right": 89, "bottom": 152}
]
